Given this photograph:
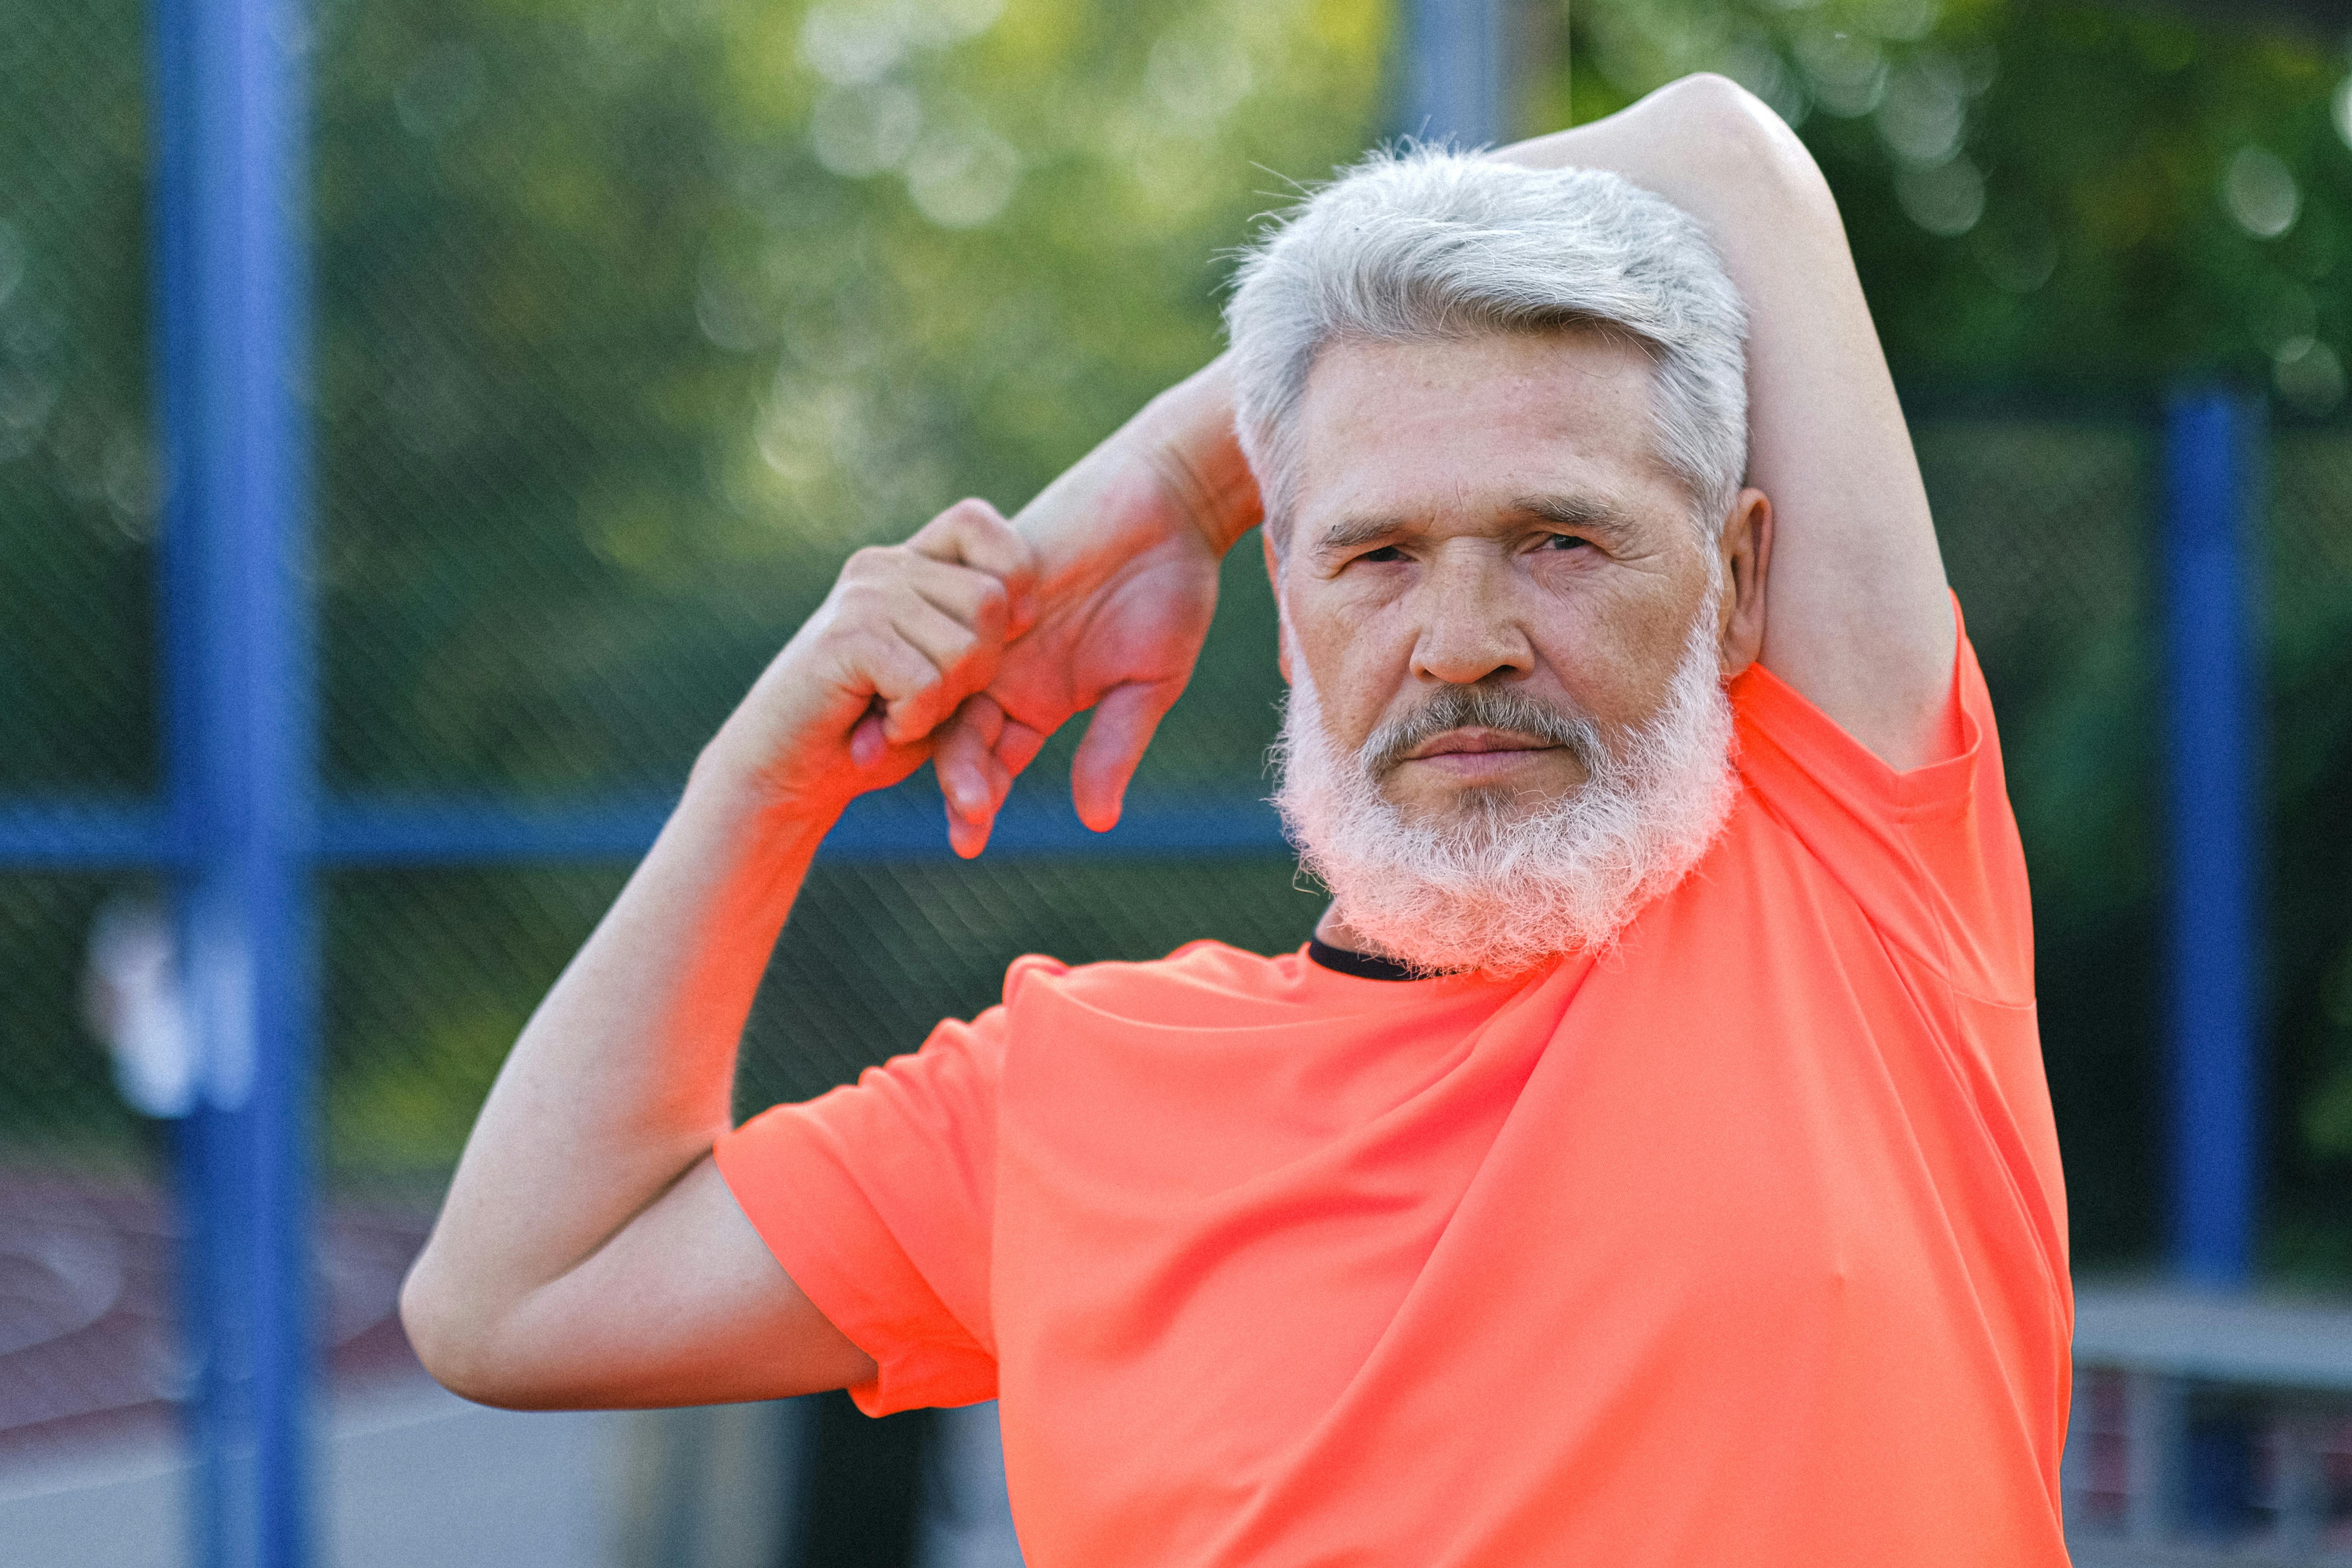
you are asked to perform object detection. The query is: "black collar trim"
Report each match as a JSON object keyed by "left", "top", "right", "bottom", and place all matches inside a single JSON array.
[{"left": 1307, "top": 937, "right": 1420, "bottom": 982}]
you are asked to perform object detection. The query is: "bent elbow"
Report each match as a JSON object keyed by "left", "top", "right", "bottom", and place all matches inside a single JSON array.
[
  {"left": 1649, "top": 74, "right": 1829, "bottom": 198},
  {"left": 399, "top": 1266, "right": 593, "bottom": 1411},
  {"left": 1660, "top": 73, "right": 1783, "bottom": 147},
  {"left": 398, "top": 1263, "right": 516, "bottom": 1407}
]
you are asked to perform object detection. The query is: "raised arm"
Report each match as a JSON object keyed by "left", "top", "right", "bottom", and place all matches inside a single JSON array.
[
  {"left": 399, "top": 504, "right": 1034, "bottom": 1408},
  {"left": 1503, "top": 73, "right": 1955, "bottom": 768},
  {"left": 937, "top": 75, "right": 1955, "bottom": 860}
]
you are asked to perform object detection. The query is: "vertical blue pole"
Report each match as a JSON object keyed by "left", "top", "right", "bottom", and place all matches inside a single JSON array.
[
  {"left": 152, "top": 0, "right": 317, "bottom": 1561},
  {"left": 1405, "top": 0, "right": 1508, "bottom": 146},
  {"left": 2163, "top": 388, "right": 2261, "bottom": 1290}
]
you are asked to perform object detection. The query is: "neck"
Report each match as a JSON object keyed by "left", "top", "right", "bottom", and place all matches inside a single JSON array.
[{"left": 1313, "top": 905, "right": 1394, "bottom": 961}]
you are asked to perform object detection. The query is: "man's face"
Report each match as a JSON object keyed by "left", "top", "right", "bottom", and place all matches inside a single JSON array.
[{"left": 1276, "top": 327, "right": 1731, "bottom": 830}]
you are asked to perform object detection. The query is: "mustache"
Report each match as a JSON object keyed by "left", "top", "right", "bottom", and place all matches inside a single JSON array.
[{"left": 1360, "top": 685, "right": 1608, "bottom": 778}]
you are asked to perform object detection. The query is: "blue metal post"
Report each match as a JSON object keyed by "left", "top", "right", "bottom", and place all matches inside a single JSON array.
[
  {"left": 1405, "top": 0, "right": 1508, "bottom": 146},
  {"left": 2163, "top": 388, "right": 2262, "bottom": 1290},
  {"left": 152, "top": 0, "right": 317, "bottom": 1561}
]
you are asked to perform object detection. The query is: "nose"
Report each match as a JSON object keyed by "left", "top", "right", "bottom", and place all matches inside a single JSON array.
[{"left": 1408, "top": 545, "right": 1534, "bottom": 686}]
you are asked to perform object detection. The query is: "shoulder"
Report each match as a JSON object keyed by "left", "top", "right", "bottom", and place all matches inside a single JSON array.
[{"left": 1723, "top": 615, "right": 2033, "bottom": 999}]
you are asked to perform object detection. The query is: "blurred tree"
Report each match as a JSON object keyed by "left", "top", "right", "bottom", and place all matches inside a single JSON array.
[
  {"left": 310, "top": 0, "right": 1387, "bottom": 795},
  {"left": 4, "top": 0, "right": 2346, "bottom": 1276},
  {"left": 1560, "top": 0, "right": 2352, "bottom": 406},
  {"left": 303, "top": 0, "right": 1387, "bottom": 1171},
  {"left": 0, "top": 1, "right": 157, "bottom": 799}
]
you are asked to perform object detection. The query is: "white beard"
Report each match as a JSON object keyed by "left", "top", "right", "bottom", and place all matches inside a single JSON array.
[{"left": 1271, "top": 611, "right": 1738, "bottom": 977}]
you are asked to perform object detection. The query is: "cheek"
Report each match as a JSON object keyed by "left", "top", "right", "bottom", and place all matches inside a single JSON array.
[
  {"left": 1288, "top": 605, "right": 1411, "bottom": 745},
  {"left": 1541, "top": 594, "right": 1697, "bottom": 727}
]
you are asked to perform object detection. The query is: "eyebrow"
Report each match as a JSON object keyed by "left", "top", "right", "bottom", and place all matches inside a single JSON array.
[
  {"left": 1313, "top": 514, "right": 1411, "bottom": 556},
  {"left": 1311, "top": 493, "right": 1635, "bottom": 558},
  {"left": 1514, "top": 493, "right": 1635, "bottom": 536}
]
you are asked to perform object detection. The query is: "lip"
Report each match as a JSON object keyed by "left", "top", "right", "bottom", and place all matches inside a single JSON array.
[
  {"left": 1394, "top": 729, "right": 1563, "bottom": 782},
  {"left": 1401, "top": 727, "right": 1557, "bottom": 761}
]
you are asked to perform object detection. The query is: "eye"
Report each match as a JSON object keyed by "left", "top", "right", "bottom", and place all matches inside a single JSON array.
[
  {"left": 1356, "top": 543, "right": 1408, "bottom": 564},
  {"left": 1541, "top": 532, "right": 1589, "bottom": 552}
]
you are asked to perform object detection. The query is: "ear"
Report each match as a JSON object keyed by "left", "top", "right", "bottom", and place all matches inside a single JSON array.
[
  {"left": 1262, "top": 527, "right": 1294, "bottom": 684},
  {"left": 1715, "top": 488, "right": 1772, "bottom": 678}
]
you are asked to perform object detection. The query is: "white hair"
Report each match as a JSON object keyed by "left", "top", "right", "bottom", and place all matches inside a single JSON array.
[{"left": 1225, "top": 146, "right": 1750, "bottom": 551}]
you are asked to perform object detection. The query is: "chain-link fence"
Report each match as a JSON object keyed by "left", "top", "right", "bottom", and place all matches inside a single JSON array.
[
  {"left": 0, "top": 0, "right": 177, "bottom": 1473},
  {"left": 9, "top": 0, "right": 2352, "bottom": 1561}
]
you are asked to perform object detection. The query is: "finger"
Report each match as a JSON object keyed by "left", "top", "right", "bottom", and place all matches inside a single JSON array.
[
  {"left": 901, "top": 553, "right": 1014, "bottom": 646},
  {"left": 933, "top": 697, "right": 1007, "bottom": 823},
  {"left": 939, "top": 698, "right": 1010, "bottom": 859},
  {"left": 883, "top": 599, "right": 999, "bottom": 744},
  {"left": 1070, "top": 680, "right": 1182, "bottom": 833},
  {"left": 991, "top": 717, "right": 1047, "bottom": 783},
  {"left": 849, "top": 705, "right": 890, "bottom": 770},
  {"left": 948, "top": 806, "right": 993, "bottom": 860},
  {"left": 905, "top": 498, "right": 1038, "bottom": 633},
  {"left": 971, "top": 714, "right": 1048, "bottom": 824},
  {"left": 939, "top": 709, "right": 1047, "bottom": 854},
  {"left": 849, "top": 624, "right": 964, "bottom": 751},
  {"left": 849, "top": 700, "right": 935, "bottom": 790}
]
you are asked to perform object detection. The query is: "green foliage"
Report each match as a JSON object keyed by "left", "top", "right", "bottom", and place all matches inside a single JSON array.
[
  {"left": 312, "top": 0, "right": 1385, "bottom": 792},
  {"left": 0, "top": 3, "right": 157, "bottom": 797},
  {"left": 1565, "top": 0, "right": 2352, "bottom": 403},
  {"left": 3, "top": 0, "right": 2347, "bottom": 1274},
  {"left": 298, "top": 0, "right": 1380, "bottom": 1175}
]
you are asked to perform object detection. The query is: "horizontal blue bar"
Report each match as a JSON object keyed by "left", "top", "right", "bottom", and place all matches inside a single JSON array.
[
  {"left": 830, "top": 788, "right": 1290, "bottom": 862},
  {"left": 315, "top": 788, "right": 1291, "bottom": 864},
  {"left": 0, "top": 802, "right": 178, "bottom": 867},
  {"left": 0, "top": 789, "right": 1294, "bottom": 868},
  {"left": 313, "top": 798, "right": 673, "bottom": 863}
]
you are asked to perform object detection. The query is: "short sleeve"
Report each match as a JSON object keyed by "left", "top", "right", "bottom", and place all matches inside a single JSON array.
[
  {"left": 1729, "top": 600, "right": 2034, "bottom": 1004},
  {"left": 714, "top": 1006, "right": 1007, "bottom": 1414}
]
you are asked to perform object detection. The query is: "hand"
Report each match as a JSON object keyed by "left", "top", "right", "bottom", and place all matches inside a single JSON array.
[
  {"left": 697, "top": 500, "right": 1037, "bottom": 827},
  {"left": 929, "top": 361, "right": 1261, "bottom": 856}
]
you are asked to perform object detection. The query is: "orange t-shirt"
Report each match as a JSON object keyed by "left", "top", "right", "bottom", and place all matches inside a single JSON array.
[{"left": 716, "top": 629, "right": 2072, "bottom": 1568}]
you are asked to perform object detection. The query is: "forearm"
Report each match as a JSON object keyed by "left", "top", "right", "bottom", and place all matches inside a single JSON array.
[{"left": 402, "top": 757, "right": 829, "bottom": 1372}]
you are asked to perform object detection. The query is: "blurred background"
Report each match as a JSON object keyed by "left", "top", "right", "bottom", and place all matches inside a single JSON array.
[{"left": 4, "top": 0, "right": 2352, "bottom": 1563}]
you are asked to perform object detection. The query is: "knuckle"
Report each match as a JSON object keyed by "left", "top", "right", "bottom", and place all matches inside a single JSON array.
[
  {"left": 944, "top": 496, "right": 1000, "bottom": 530},
  {"left": 838, "top": 626, "right": 889, "bottom": 668},
  {"left": 832, "top": 583, "right": 890, "bottom": 624},
  {"left": 896, "top": 646, "right": 944, "bottom": 687}
]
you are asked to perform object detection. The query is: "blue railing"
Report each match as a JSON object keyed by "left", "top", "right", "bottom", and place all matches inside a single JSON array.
[
  {"left": 2163, "top": 390, "right": 2264, "bottom": 1292},
  {"left": 0, "top": 789, "right": 1289, "bottom": 869},
  {"left": 0, "top": 3, "right": 2264, "bottom": 1565}
]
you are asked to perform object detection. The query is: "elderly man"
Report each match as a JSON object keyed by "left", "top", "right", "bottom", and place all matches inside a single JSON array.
[{"left": 403, "top": 75, "right": 2070, "bottom": 1567}]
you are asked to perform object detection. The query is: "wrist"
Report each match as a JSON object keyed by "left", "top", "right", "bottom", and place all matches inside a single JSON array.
[
  {"left": 1132, "top": 358, "right": 1263, "bottom": 556},
  {"left": 682, "top": 735, "right": 844, "bottom": 858}
]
